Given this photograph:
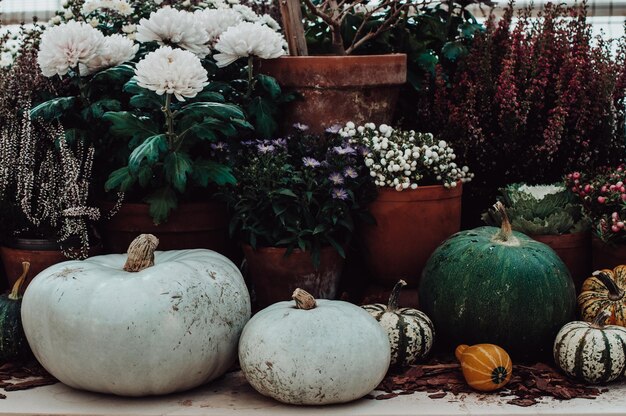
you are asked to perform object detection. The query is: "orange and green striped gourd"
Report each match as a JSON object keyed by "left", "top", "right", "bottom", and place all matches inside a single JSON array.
[
  {"left": 578, "top": 266, "right": 626, "bottom": 327},
  {"left": 455, "top": 343, "right": 512, "bottom": 392}
]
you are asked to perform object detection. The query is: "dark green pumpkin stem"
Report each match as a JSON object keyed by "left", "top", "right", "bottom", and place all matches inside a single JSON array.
[
  {"left": 388, "top": 280, "right": 407, "bottom": 311},
  {"left": 591, "top": 310, "right": 611, "bottom": 328},
  {"left": 593, "top": 271, "right": 625, "bottom": 301},
  {"left": 8, "top": 262, "right": 30, "bottom": 301},
  {"left": 494, "top": 201, "right": 513, "bottom": 242}
]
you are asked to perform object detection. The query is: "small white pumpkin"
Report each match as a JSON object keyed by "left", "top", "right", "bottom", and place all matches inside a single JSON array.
[
  {"left": 363, "top": 280, "right": 435, "bottom": 367},
  {"left": 22, "top": 234, "right": 250, "bottom": 396},
  {"left": 554, "top": 311, "right": 626, "bottom": 383},
  {"left": 239, "top": 289, "right": 391, "bottom": 405}
]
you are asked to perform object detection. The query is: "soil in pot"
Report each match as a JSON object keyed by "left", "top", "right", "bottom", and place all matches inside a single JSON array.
[
  {"left": 530, "top": 231, "right": 591, "bottom": 293},
  {"left": 99, "top": 201, "right": 235, "bottom": 259},
  {"left": 256, "top": 54, "right": 407, "bottom": 134},
  {"left": 592, "top": 235, "right": 626, "bottom": 271},
  {"left": 242, "top": 244, "right": 344, "bottom": 310},
  {"left": 359, "top": 184, "right": 463, "bottom": 287}
]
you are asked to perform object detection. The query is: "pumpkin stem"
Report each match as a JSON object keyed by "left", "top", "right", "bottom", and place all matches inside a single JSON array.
[
  {"left": 492, "top": 202, "right": 519, "bottom": 246},
  {"left": 591, "top": 310, "right": 611, "bottom": 328},
  {"left": 387, "top": 280, "right": 407, "bottom": 311},
  {"left": 593, "top": 270, "right": 625, "bottom": 301},
  {"left": 293, "top": 288, "right": 316, "bottom": 310},
  {"left": 8, "top": 262, "right": 30, "bottom": 300},
  {"left": 455, "top": 344, "right": 469, "bottom": 362},
  {"left": 123, "top": 234, "right": 159, "bottom": 272}
]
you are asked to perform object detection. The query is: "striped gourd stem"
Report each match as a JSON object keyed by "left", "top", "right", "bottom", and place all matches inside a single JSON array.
[
  {"left": 388, "top": 280, "right": 407, "bottom": 311},
  {"left": 593, "top": 271, "right": 625, "bottom": 302}
]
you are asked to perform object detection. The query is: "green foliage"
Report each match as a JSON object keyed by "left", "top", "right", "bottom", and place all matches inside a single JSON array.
[
  {"left": 482, "top": 183, "right": 589, "bottom": 235},
  {"left": 30, "top": 97, "right": 77, "bottom": 121},
  {"left": 220, "top": 130, "right": 376, "bottom": 267}
]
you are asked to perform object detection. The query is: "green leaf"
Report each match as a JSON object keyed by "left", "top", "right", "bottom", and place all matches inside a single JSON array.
[
  {"left": 441, "top": 41, "right": 468, "bottom": 62},
  {"left": 145, "top": 187, "right": 178, "bottom": 225},
  {"left": 192, "top": 90, "right": 225, "bottom": 103},
  {"left": 326, "top": 235, "right": 346, "bottom": 258},
  {"left": 123, "top": 79, "right": 145, "bottom": 95},
  {"left": 81, "top": 99, "right": 121, "bottom": 119},
  {"left": 128, "top": 134, "right": 168, "bottom": 172},
  {"left": 137, "top": 165, "right": 153, "bottom": 187},
  {"left": 192, "top": 160, "right": 236, "bottom": 186},
  {"left": 275, "top": 189, "right": 298, "bottom": 198},
  {"left": 105, "top": 166, "right": 136, "bottom": 192},
  {"left": 247, "top": 96, "right": 276, "bottom": 139},
  {"left": 129, "top": 94, "right": 163, "bottom": 109},
  {"left": 30, "top": 97, "right": 77, "bottom": 120},
  {"left": 164, "top": 152, "right": 193, "bottom": 192},
  {"left": 92, "top": 64, "right": 135, "bottom": 82},
  {"left": 103, "top": 111, "right": 158, "bottom": 142},
  {"left": 256, "top": 74, "right": 281, "bottom": 99},
  {"left": 177, "top": 102, "right": 245, "bottom": 120}
]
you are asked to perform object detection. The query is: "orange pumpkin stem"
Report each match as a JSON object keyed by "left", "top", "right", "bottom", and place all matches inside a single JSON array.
[
  {"left": 387, "top": 280, "right": 407, "bottom": 311},
  {"left": 493, "top": 201, "right": 513, "bottom": 242},
  {"left": 8, "top": 262, "right": 30, "bottom": 301},
  {"left": 123, "top": 234, "right": 159, "bottom": 272},
  {"left": 293, "top": 288, "right": 316, "bottom": 310},
  {"left": 593, "top": 271, "right": 625, "bottom": 301}
]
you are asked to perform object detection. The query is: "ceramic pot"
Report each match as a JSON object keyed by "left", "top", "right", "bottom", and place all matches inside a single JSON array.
[
  {"left": 242, "top": 244, "right": 344, "bottom": 309},
  {"left": 99, "top": 201, "right": 233, "bottom": 257},
  {"left": 592, "top": 235, "right": 626, "bottom": 271},
  {"left": 530, "top": 231, "right": 591, "bottom": 293},
  {"left": 0, "top": 238, "right": 100, "bottom": 289},
  {"left": 359, "top": 184, "right": 462, "bottom": 287},
  {"left": 256, "top": 54, "right": 407, "bottom": 134}
]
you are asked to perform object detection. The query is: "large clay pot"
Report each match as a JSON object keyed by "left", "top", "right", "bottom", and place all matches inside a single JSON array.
[
  {"left": 592, "top": 235, "right": 626, "bottom": 271},
  {"left": 99, "top": 201, "right": 232, "bottom": 256},
  {"left": 530, "top": 231, "right": 591, "bottom": 293},
  {"left": 360, "top": 184, "right": 462, "bottom": 287},
  {"left": 0, "top": 238, "right": 83, "bottom": 289},
  {"left": 256, "top": 54, "right": 407, "bottom": 134},
  {"left": 242, "top": 244, "right": 344, "bottom": 309}
]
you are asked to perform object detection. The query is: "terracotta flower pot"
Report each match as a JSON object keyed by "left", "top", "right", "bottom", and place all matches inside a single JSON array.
[
  {"left": 242, "top": 244, "right": 344, "bottom": 309},
  {"left": 0, "top": 238, "right": 99, "bottom": 290},
  {"left": 256, "top": 54, "right": 407, "bottom": 134},
  {"left": 592, "top": 235, "right": 626, "bottom": 271},
  {"left": 530, "top": 231, "right": 591, "bottom": 293},
  {"left": 99, "top": 201, "right": 233, "bottom": 256},
  {"left": 360, "top": 184, "right": 463, "bottom": 287}
]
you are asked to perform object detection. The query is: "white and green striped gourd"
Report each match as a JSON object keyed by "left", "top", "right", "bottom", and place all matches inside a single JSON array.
[
  {"left": 553, "top": 311, "right": 626, "bottom": 384},
  {"left": 362, "top": 280, "right": 435, "bottom": 367}
]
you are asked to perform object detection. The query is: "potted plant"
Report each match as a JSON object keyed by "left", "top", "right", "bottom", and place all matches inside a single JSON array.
[
  {"left": 32, "top": 0, "right": 290, "bottom": 254},
  {"left": 344, "top": 122, "right": 472, "bottom": 288},
  {"left": 255, "top": 0, "right": 413, "bottom": 133},
  {"left": 566, "top": 165, "right": 626, "bottom": 270},
  {"left": 221, "top": 125, "right": 374, "bottom": 308},
  {"left": 482, "top": 183, "right": 591, "bottom": 290},
  {"left": 0, "top": 25, "right": 100, "bottom": 288},
  {"left": 420, "top": 2, "right": 626, "bottom": 227}
]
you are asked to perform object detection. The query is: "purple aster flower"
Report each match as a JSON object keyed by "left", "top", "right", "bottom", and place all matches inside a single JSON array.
[
  {"left": 241, "top": 140, "right": 256, "bottom": 146},
  {"left": 328, "top": 172, "right": 344, "bottom": 185},
  {"left": 358, "top": 146, "right": 371, "bottom": 157},
  {"left": 325, "top": 124, "right": 342, "bottom": 134},
  {"left": 331, "top": 188, "right": 349, "bottom": 200},
  {"left": 210, "top": 141, "right": 228, "bottom": 151},
  {"left": 343, "top": 166, "right": 358, "bottom": 179},
  {"left": 333, "top": 145, "right": 356, "bottom": 155},
  {"left": 293, "top": 123, "right": 309, "bottom": 131},
  {"left": 302, "top": 157, "right": 321, "bottom": 168},
  {"left": 272, "top": 138, "right": 287, "bottom": 147},
  {"left": 257, "top": 143, "right": 275, "bottom": 153}
]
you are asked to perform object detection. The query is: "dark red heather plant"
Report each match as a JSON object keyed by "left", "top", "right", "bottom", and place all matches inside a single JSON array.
[{"left": 421, "top": 1, "right": 626, "bottom": 218}]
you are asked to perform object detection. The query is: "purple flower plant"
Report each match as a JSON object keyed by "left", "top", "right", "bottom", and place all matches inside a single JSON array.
[
  {"left": 328, "top": 172, "right": 344, "bottom": 185},
  {"left": 343, "top": 166, "right": 358, "bottom": 179},
  {"left": 257, "top": 143, "right": 276, "bottom": 154},
  {"left": 302, "top": 157, "right": 321, "bottom": 168},
  {"left": 325, "top": 124, "right": 342, "bottom": 134},
  {"left": 210, "top": 142, "right": 228, "bottom": 151},
  {"left": 333, "top": 145, "right": 356, "bottom": 155},
  {"left": 331, "top": 188, "right": 349, "bottom": 200}
]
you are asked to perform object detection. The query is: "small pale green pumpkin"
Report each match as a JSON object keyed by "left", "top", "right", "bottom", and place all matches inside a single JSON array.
[{"left": 363, "top": 280, "right": 435, "bottom": 367}]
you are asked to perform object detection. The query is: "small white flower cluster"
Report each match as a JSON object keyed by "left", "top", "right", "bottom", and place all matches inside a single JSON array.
[
  {"left": 342, "top": 123, "right": 473, "bottom": 191},
  {"left": 82, "top": 0, "right": 134, "bottom": 16}
]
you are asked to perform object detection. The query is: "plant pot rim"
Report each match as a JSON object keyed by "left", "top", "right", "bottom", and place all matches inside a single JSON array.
[
  {"left": 373, "top": 182, "right": 463, "bottom": 202},
  {"left": 262, "top": 53, "right": 407, "bottom": 62},
  {"left": 1, "top": 237, "right": 63, "bottom": 251}
]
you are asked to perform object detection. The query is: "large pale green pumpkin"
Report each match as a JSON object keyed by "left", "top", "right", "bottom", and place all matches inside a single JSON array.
[{"left": 419, "top": 203, "right": 576, "bottom": 358}]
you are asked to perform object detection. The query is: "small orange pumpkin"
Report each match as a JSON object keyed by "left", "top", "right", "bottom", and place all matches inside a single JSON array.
[
  {"left": 578, "top": 266, "right": 626, "bottom": 326},
  {"left": 455, "top": 344, "right": 512, "bottom": 392}
]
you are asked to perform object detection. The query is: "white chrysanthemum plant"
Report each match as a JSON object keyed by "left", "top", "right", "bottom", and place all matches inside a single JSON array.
[{"left": 343, "top": 122, "right": 473, "bottom": 192}]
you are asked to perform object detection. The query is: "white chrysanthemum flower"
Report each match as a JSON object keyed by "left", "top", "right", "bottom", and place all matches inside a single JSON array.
[
  {"left": 82, "top": 0, "right": 134, "bottom": 16},
  {"left": 134, "top": 46, "right": 209, "bottom": 101},
  {"left": 214, "top": 22, "right": 285, "bottom": 67},
  {"left": 38, "top": 21, "right": 105, "bottom": 77},
  {"left": 194, "top": 8, "right": 242, "bottom": 42},
  {"left": 232, "top": 4, "right": 260, "bottom": 22},
  {"left": 136, "top": 7, "right": 211, "bottom": 58},
  {"left": 80, "top": 34, "right": 139, "bottom": 75},
  {"left": 259, "top": 14, "right": 281, "bottom": 31}
]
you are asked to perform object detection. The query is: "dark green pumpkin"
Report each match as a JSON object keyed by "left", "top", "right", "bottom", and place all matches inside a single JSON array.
[
  {"left": 419, "top": 203, "right": 576, "bottom": 359},
  {"left": 0, "top": 262, "right": 31, "bottom": 361}
]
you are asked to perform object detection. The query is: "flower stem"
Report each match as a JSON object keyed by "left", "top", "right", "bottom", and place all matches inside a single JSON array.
[
  {"left": 246, "top": 56, "right": 255, "bottom": 99},
  {"left": 163, "top": 93, "right": 176, "bottom": 148}
]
